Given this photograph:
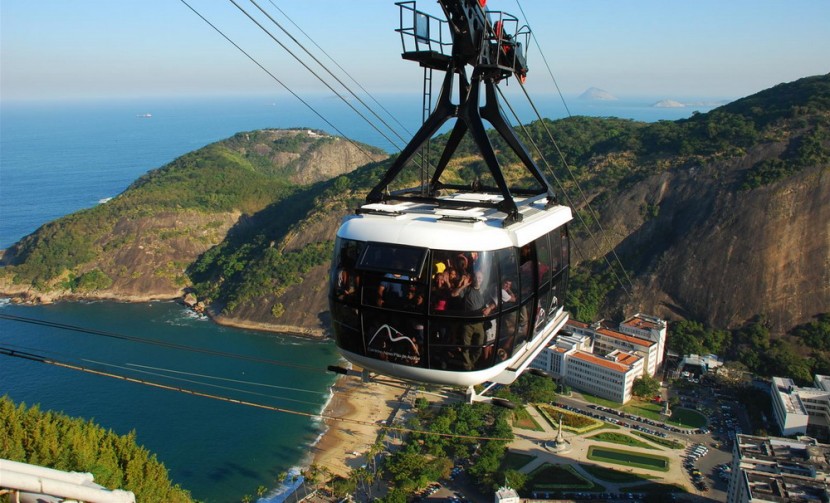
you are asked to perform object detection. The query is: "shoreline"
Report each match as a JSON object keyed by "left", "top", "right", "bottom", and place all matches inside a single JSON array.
[
  {"left": 309, "top": 373, "right": 409, "bottom": 479},
  {"left": 0, "top": 290, "right": 328, "bottom": 340}
]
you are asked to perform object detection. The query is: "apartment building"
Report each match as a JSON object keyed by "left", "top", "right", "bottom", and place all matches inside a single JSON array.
[
  {"left": 771, "top": 375, "right": 830, "bottom": 437},
  {"left": 726, "top": 434, "right": 830, "bottom": 503}
]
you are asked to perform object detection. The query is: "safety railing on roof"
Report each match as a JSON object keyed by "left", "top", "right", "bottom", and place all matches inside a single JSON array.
[
  {"left": 482, "top": 10, "right": 530, "bottom": 78},
  {"left": 396, "top": 1, "right": 451, "bottom": 57}
]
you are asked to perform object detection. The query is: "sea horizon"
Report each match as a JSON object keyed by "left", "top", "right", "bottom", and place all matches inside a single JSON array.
[{"left": 0, "top": 92, "right": 723, "bottom": 250}]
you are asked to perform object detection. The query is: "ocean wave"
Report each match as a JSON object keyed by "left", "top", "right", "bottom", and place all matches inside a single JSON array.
[
  {"left": 0, "top": 298, "right": 11, "bottom": 308},
  {"left": 257, "top": 467, "right": 304, "bottom": 503},
  {"left": 163, "top": 306, "right": 208, "bottom": 326},
  {"left": 98, "top": 197, "right": 113, "bottom": 204}
]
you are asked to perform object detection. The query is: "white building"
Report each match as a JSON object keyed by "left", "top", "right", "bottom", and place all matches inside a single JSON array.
[
  {"left": 619, "top": 313, "right": 667, "bottom": 369},
  {"left": 495, "top": 486, "right": 520, "bottom": 503},
  {"left": 771, "top": 375, "right": 830, "bottom": 437},
  {"left": 726, "top": 434, "right": 830, "bottom": 503},
  {"left": 565, "top": 349, "right": 644, "bottom": 403},
  {"left": 593, "top": 326, "right": 659, "bottom": 378},
  {"left": 562, "top": 319, "right": 661, "bottom": 378},
  {"left": 531, "top": 330, "right": 644, "bottom": 403},
  {"left": 530, "top": 329, "right": 591, "bottom": 378},
  {"left": 531, "top": 317, "right": 664, "bottom": 403}
]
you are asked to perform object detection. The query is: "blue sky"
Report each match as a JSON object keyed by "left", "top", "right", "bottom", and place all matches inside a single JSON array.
[{"left": 1, "top": 0, "right": 828, "bottom": 103}]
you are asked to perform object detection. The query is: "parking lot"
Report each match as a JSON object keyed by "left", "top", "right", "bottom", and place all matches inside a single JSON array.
[{"left": 411, "top": 375, "right": 754, "bottom": 502}]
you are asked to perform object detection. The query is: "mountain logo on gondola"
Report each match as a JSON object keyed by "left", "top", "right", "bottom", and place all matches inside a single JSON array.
[{"left": 366, "top": 324, "right": 420, "bottom": 364}]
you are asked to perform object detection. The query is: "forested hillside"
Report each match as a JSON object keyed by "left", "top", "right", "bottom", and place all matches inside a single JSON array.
[
  {"left": 0, "top": 129, "right": 385, "bottom": 308},
  {"left": 0, "top": 396, "right": 193, "bottom": 502},
  {"left": 1, "top": 75, "right": 827, "bottom": 352}
]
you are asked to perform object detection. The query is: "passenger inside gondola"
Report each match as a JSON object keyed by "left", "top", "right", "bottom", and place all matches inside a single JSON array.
[
  {"left": 377, "top": 266, "right": 408, "bottom": 308},
  {"left": 334, "top": 241, "right": 362, "bottom": 302}
]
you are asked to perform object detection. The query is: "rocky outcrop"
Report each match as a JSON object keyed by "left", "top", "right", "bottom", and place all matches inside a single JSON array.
[
  {"left": 589, "top": 144, "right": 829, "bottom": 334},
  {"left": 0, "top": 129, "right": 386, "bottom": 322}
]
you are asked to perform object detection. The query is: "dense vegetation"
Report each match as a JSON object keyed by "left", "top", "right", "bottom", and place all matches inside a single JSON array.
[
  {"left": 321, "top": 375, "right": 554, "bottom": 501},
  {"left": 3, "top": 143, "right": 297, "bottom": 286},
  {"left": 556, "top": 75, "right": 830, "bottom": 330},
  {"left": 0, "top": 396, "right": 193, "bottom": 502},
  {"left": 667, "top": 313, "right": 830, "bottom": 385}
]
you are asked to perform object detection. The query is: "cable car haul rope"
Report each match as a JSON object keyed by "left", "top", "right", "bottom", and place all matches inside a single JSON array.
[
  {"left": 2, "top": 0, "right": 635, "bottom": 425},
  {"left": 0, "top": 345, "right": 512, "bottom": 442}
]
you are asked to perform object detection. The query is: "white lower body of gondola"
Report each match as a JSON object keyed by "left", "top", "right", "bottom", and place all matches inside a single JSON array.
[{"left": 339, "top": 308, "right": 569, "bottom": 389}]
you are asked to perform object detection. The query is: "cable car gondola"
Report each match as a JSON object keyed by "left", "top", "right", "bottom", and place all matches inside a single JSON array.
[{"left": 329, "top": 0, "right": 572, "bottom": 394}]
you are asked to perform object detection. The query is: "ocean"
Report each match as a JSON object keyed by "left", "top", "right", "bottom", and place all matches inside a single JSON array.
[
  {"left": 0, "top": 300, "right": 338, "bottom": 502},
  {"left": 0, "top": 93, "right": 717, "bottom": 501}
]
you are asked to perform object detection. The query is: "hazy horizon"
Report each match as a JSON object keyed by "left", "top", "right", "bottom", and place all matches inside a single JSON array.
[{"left": 2, "top": 0, "right": 828, "bottom": 104}]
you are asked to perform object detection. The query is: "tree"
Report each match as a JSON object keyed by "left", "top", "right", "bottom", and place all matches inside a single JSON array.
[
  {"left": 632, "top": 374, "right": 660, "bottom": 398},
  {"left": 0, "top": 396, "right": 192, "bottom": 503},
  {"left": 502, "top": 469, "right": 528, "bottom": 492},
  {"left": 382, "top": 488, "right": 409, "bottom": 503},
  {"left": 507, "top": 374, "right": 557, "bottom": 404}
]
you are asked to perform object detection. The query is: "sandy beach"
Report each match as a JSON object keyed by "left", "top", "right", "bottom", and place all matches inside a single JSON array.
[{"left": 310, "top": 373, "right": 411, "bottom": 478}]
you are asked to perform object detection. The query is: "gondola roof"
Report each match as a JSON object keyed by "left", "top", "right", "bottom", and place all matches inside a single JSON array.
[{"left": 339, "top": 193, "right": 572, "bottom": 251}]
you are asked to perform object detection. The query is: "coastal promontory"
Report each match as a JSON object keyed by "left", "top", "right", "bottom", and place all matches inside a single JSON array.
[{"left": 1, "top": 75, "right": 828, "bottom": 343}]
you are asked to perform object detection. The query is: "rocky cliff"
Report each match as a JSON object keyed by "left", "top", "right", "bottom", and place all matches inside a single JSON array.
[{"left": 598, "top": 147, "right": 828, "bottom": 334}]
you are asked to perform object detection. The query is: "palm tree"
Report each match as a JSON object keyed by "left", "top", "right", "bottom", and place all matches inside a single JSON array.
[
  {"left": 350, "top": 466, "right": 370, "bottom": 500},
  {"left": 306, "top": 464, "right": 321, "bottom": 494},
  {"left": 318, "top": 465, "right": 333, "bottom": 496}
]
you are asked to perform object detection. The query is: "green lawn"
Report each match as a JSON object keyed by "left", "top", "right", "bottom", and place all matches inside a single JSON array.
[
  {"left": 668, "top": 407, "right": 708, "bottom": 428},
  {"left": 527, "top": 463, "right": 602, "bottom": 491},
  {"left": 631, "top": 431, "right": 684, "bottom": 450},
  {"left": 578, "top": 393, "right": 707, "bottom": 428},
  {"left": 588, "top": 432, "right": 656, "bottom": 450},
  {"left": 513, "top": 407, "right": 544, "bottom": 431},
  {"left": 587, "top": 446, "right": 670, "bottom": 472},
  {"left": 579, "top": 464, "right": 659, "bottom": 484},
  {"left": 537, "top": 404, "right": 603, "bottom": 433},
  {"left": 503, "top": 451, "right": 536, "bottom": 471}
]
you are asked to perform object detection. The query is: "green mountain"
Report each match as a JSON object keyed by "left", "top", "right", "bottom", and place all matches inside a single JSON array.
[
  {"left": 1, "top": 75, "right": 828, "bottom": 345},
  {"left": 0, "top": 129, "right": 386, "bottom": 315}
]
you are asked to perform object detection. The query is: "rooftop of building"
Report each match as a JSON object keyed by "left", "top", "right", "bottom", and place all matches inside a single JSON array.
[
  {"left": 773, "top": 375, "right": 830, "bottom": 399},
  {"left": 737, "top": 434, "right": 830, "bottom": 502},
  {"left": 621, "top": 313, "right": 666, "bottom": 331},
  {"left": 743, "top": 471, "right": 829, "bottom": 502},
  {"left": 595, "top": 327, "right": 656, "bottom": 348},
  {"left": 565, "top": 319, "right": 589, "bottom": 329},
  {"left": 774, "top": 376, "right": 798, "bottom": 391},
  {"left": 737, "top": 434, "right": 830, "bottom": 469},
  {"left": 608, "top": 349, "right": 642, "bottom": 367},
  {"left": 572, "top": 350, "right": 635, "bottom": 373},
  {"left": 816, "top": 374, "right": 830, "bottom": 392},
  {"left": 774, "top": 388, "right": 809, "bottom": 416}
]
